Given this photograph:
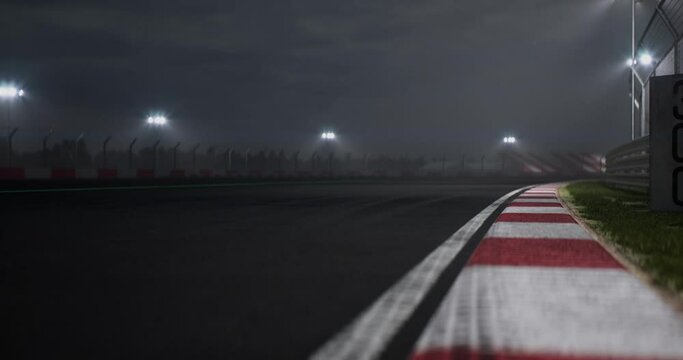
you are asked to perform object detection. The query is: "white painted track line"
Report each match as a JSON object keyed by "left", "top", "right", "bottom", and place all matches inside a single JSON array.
[
  {"left": 309, "top": 187, "right": 528, "bottom": 360},
  {"left": 411, "top": 183, "right": 683, "bottom": 360}
]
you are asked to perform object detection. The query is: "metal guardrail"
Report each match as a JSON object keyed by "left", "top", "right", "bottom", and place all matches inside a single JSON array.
[{"left": 605, "top": 136, "right": 649, "bottom": 191}]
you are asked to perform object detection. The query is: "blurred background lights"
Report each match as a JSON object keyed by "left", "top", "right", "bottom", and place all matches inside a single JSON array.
[
  {"left": 321, "top": 131, "right": 336, "bottom": 140},
  {"left": 0, "top": 86, "right": 24, "bottom": 98},
  {"left": 146, "top": 115, "right": 167, "bottom": 126}
]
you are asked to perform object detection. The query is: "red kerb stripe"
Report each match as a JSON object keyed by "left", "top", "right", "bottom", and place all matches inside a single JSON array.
[
  {"left": 496, "top": 213, "right": 575, "bottom": 223},
  {"left": 516, "top": 195, "right": 558, "bottom": 199},
  {"left": 412, "top": 347, "right": 658, "bottom": 360},
  {"left": 508, "top": 202, "right": 563, "bottom": 207},
  {"left": 467, "top": 237, "right": 623, "bottom": 268}
]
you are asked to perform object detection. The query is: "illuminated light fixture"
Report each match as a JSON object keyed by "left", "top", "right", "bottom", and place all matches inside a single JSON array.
[
  {"left": 321, "top": 131, "right": 336, "bottom": 140},
  {"left": 503, "top": 136, "right": 516, "bottom": 144},
  {"left": 626, "top": 58, "right": 636, "bottom": 67},
  {"left": 0, "top": 86, "right": 24, "bottom": 98},
  {"left": 146, "top": 115, "right": 167, "bottom": 126},
  {"left": 639, "top": 53, "right": 653, "bottom": 66}
]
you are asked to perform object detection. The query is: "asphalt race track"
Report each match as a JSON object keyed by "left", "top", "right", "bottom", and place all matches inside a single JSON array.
[{"left": 1, "top": 180, "right": 532, "bottom": 359}]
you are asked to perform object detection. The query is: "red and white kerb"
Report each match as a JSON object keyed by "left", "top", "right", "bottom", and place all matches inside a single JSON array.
[{"left": 411, "top": 185, "right": 683, "bottom": 360}]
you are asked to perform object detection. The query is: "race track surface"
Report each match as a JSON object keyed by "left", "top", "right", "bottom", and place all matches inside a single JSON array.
[{"left": 1, "top": 181, "right": 529, "bottom": 359}]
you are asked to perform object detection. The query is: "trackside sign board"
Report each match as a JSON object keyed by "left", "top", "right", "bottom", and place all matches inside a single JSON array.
[{"left": 650, "top": 75, "right": 683, "bottom": 211}]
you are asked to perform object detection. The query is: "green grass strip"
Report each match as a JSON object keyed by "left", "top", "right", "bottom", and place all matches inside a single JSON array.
[{"left": 561, "top": 181, "right": 683, "bottom": 297}]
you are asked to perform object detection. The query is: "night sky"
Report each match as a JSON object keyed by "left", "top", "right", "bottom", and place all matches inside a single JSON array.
[{"left": 0, "top": 0, "right": 655, "bottom": 154}]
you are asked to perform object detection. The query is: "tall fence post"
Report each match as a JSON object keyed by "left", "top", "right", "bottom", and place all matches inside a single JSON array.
[
  {"left": 192, "top": 143, "right": 200, "bottom": 171},
  {"left": 7, "top": 127, "right": 18, "bottom": 167},
  {"left": 311, "top": 151, "right": 318, "bottom": 172},
  {"left": 328, "top": 152, "right": 334, "bottom": 173},
  {"left": 73, "top": 133, "right": 84, "bottom": 168},
  {"left": 152, "top": 140, "right": 160, "bottom": 171},
  {"left": 42, "top": 129, "right": 53, "bottom": 167},
  {"left": 227, "top": 148, "right": 233, "bottom": 171},
  {"left": 277, "top": 150, "right": 283, "bottom": 172},
  {"left": 128, "top": 138, "right": 137, "bottom": 169},
  {"left": 102, "top": 136, "right": 112, "bottom": 168},
  {"left": 173, "top": 142, "right": 181, "bottom": 169},
  {"left": 293, "top": 151, "right": 299, "bottom": 172}
]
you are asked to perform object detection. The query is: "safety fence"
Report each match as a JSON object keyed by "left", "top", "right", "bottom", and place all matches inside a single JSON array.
[
  {"left": 633, "top": 0, "right": 683, "bottom": 138},
  {"left": 605, "top": 136, "right": 649, "bottom": 191}
]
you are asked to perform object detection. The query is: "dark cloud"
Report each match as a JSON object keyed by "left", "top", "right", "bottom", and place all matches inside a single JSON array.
[{"left": 0, "top": 0, "right": 639, "bottom": 153}]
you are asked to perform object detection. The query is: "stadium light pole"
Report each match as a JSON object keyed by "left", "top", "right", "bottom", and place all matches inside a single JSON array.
[
  {"left": 173, "top": 142, "right": 181, "bottom": 169},
  {"left": 293, "top": 151, "right": 300, "bottom": 172},
  {"left": 628, "top": 0, "right": 649, "bottom": 140},
  {"left": 502, "top": 136, "right": 516, "bottom": 172},
  {"left": 311, "top": 151, "right": 318, "bottom": 172},
  {"left": 145, "top": 115, "right": 167, "bottom": 172},
  {"left": 631, "top": 0, "right": 635, "bottom": 140},
  {"left": 1, "top": 86, "right": 24, "bottom": 166},
  {"left": 226, "top": 147, "right": 233, "bottom": 171},
  {"left": 192, "top": 143, "right": 200, "bottom": 172},
  {"left": 151, "top": 140, "right": 160, "bottom": 171},
  {"left": 43, "top": 129, "right": 53, "bottom": 167},
  {"left": 102, "top": 135, "right": 112, "bottom": 168},
  {"left": 128, "top": 137, "right": 138, "bottom": 169},
  {"left": 146, "top": 115, "right": 168, "bottom": 138},
  {"left": 320, "top": 131, "right": 337, "bottom": 173}
]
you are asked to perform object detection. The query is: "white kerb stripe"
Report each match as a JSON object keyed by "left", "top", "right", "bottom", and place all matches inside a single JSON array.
[
  {"left": 309, "top": 187, "right": 529, "bottom": 360},
  {"left": 511, "top": 198, "right": 561, "bottom": 203},
  {"left": 413, "top": 266, "right": 683, "bottom": 358},
  {"left": 486, "top": 222, "right": 592, "bottom": 239},
  {"left": 502, "top": 206, "right": 569, "bottom": 214}
]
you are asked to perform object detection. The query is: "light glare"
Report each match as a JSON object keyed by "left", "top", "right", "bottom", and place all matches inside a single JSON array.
[
  {"left": 639, "top": 53, "right": 653, "bottom": 66},
  {"left": 321, "top": 131, "right": 336, "bottom": 140},
  {"left": 0, "top": 86, "right": 23, "bottom": 98},
  {"left": 146, "top": 115, "right": 167, "bottom": 126}
]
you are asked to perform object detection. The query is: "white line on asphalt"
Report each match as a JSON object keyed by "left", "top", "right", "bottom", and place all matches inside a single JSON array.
[{"left": 309, "top": 186, "right": 529, "bottom": 360}]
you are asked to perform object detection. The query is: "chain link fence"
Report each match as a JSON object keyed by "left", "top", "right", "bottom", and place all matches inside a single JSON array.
[
  {"left": 633, "top": 0, "right": 683, "bottom": 138},
  {"left": 607, "top": 0, "right": 683, "bottom": 189}
]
